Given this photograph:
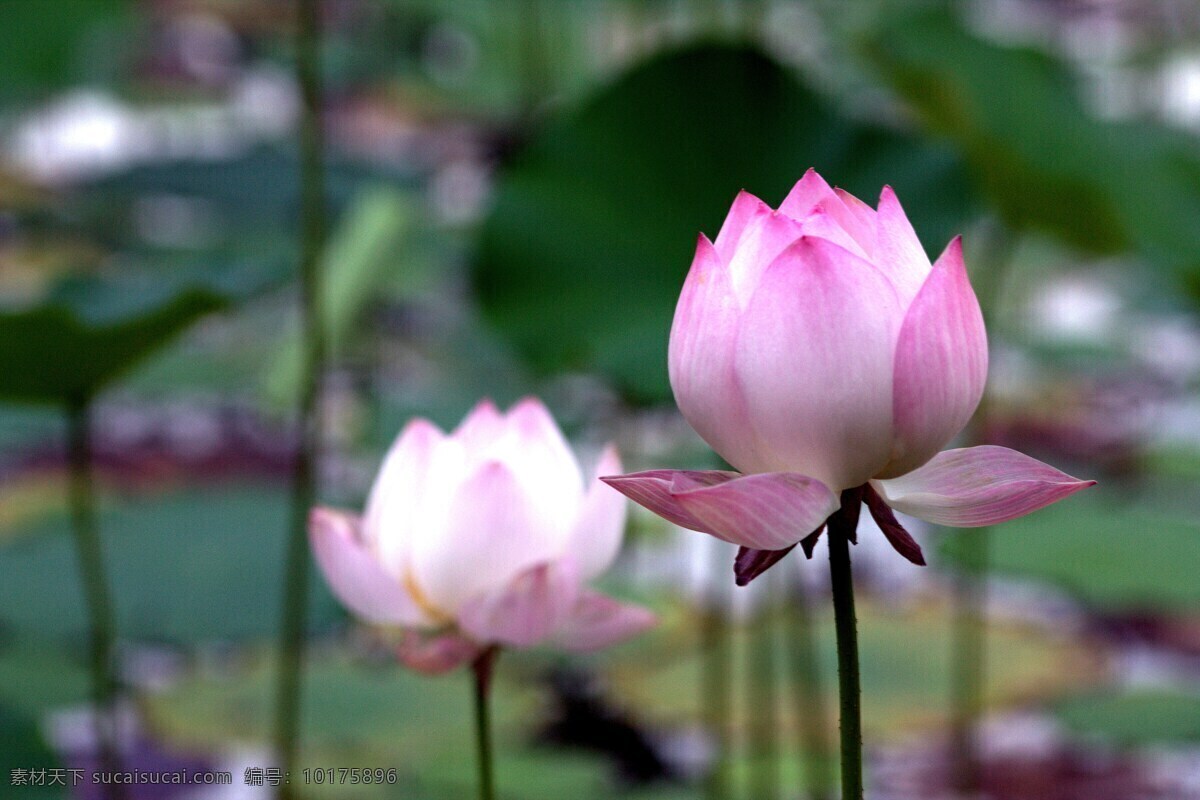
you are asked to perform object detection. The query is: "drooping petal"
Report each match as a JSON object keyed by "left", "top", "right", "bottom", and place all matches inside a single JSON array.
[
  {"left": 669, "top": 236, "right": 766, "bottom": 477},
  {"left": 457, "top": 561, "right": 579, "bottom": 648},
  {"left": 881, "top": 237, "right": 987, "bottom": 478},
  {"left": 731, "top": 236, "right": 902, "bottom": 488},
  {"left": 308, "top": 507, "right": 430, "bottom": 626},
  {"left": 395, "top": 630, "right": 481, "bottom": 675},
  {"left": 863, "top": 484, "right": 925, "bottom": 566},
  {"left": 553, "top": 592, "right": 658, "bottom": 651},
  {"left": 410, "top": 460, "right": 564, "bottom": 613},
  {"left": 362, "top": 418, "right": 454, "bottom": 576},
  {"left": 713, "top": 190, "right": 770, "bottom": 261},
  {"left": 873, "top": 185, "right": 932, "bottom": 305},
  {"left": 734, "top": 544, "right": 797, "bottom": 586},
  {"left": 670, "top": 471, "right": 840, "bottom": 551},
  {"left": 567, "top": 445, "right": 628, "bottom": 581},
  {"left": 872, "top": 445, "right": 1095, "bottom": 527},
  {"left": 599, "top": 469, "right": 739, "bottom": 533}
]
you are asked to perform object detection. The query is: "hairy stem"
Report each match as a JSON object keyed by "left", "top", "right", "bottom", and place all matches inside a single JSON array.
[{"left": 827, "top": 494, "right": 862, "bottom": 800}]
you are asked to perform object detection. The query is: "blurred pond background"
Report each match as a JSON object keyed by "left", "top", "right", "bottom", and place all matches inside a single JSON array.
[{"left": 3, "top": 0, "right": 1200, "bottom": 798}]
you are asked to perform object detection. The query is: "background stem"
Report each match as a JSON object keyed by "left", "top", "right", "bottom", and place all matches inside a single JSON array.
[
  {"left": 748, "top": 570, "right": 781, "bottom": 800},
  {"left": 274, "top": 0, "right": 327, "bottom": 791},
  {"left": 789, "top": 575, "right": 833, "bottom": 800},
  {"left": 701, "top": 545, "right": 734, "bottom": 800},
  {"left": 827, "top": 499, "right": 863, "bottom": 800},
  {"left": 950, "top": 530, "right": 990, "bottom": 795},
  {"left": 66, "top": 398, "right": 123, "bottom": 800}
]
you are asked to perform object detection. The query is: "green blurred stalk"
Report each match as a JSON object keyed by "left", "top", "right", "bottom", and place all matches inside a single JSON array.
[
  {"left": 274, "top": 0, "right": 327, "bottom": 792},
  {"left": 788, "top": 576, "right": 833, "bottom": 800},
  {"left": 827, "top": 495, "right": 862, "bottom": 800},
  {"left": 748, "top": 572, "right": 781, "bottom": 800},
  {"left": 950, "top": 530, "right": 989, "bottom": 796},
  {"left": 701, "top": 548, "right": 734, "bottom": 800},
  {"left": 66, "top": 398, "right": 124, "bottom": 800},
  {"left": 472, "top": 649, "right": 499, "bottom": 800}
]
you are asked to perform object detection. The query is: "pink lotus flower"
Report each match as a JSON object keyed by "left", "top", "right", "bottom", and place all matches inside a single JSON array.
[
  {"left": 310, "top": 398, "right": 656, "bottom": 672},
  {"left": 602, "top": 170, "right": 1094, "bottom": 580}
]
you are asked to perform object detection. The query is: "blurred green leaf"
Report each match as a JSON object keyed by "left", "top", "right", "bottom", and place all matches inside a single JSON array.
[
  {"left": 0, "top": 706, "right": 66, "bottom": 800},
  {"left": 1057, "top": 690, "right": 1200, "bottom": 745},
  {"left": 475, "top": 42, "right": 977, "bottom": 403},
  {"left": 0, "top": 258, "right": 279, "bottom": 404},
  {"left": 0, "top": 0, "right": 130, "bottom": 98},
  {"left": 940, "top": 491, "right": 1200, "bottom": 612},
  {"left": 265, "top": 188, "right": 425, "bottom": 404},
  {"left": 865, "top": 8, "right": 1200, "bottom": 290},
  {"left": 0, "top": 484, "right": 340, "bottom": 643}
]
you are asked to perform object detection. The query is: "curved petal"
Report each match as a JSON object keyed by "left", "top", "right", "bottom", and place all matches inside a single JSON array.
[
  {"left": 873, "top": 185, "right": 932, "bottom": 305},
  {"left": 553, "top": 592, "right": 657, "bottom": 651},
  {"left": 411, "top": 460, "right": 564, "bottom": 614},
  {"left": 669, "top": 235, "right": 763, "bottom": 472},
  {"left": 670, "top": 471, "right": 839, "bottom": 551},
  {"left": 881, "top": 237, "right": 987, "bottom": 478},
  {"left": 395, "top": 630, "right": 481, "bottom": 675},
  {"left": 734, "top": 544, "right": 797, "bottom": 586},
  {"left": 567, "top": 445, "right": 628, "bottom": 581},
  {"left": 308, "top": 507, "right": 430, "bottom": 627},
  {"left": 599, "top": 469, "right": 738, "bottom": 533},
  {"left": 362, "top": 418, "right": 458, "bottom": 576},
  {"left": 486, "top": 397, "right": 583, "bottom": 534},
  {"left": 450, "top": 398, "right": 506, "bottom": 451},
  {"left": 458, "top": 561, "right": 579, "bottom": 648},
  {"left": 872, "top": 445, "right": 1095, "bottom": 527},
  {"left": 731, "top": 236, "right": 902, "bottom": 488},
  {"left": 778, "top": 168, "right": 838, "bottom": 218},
  {"left": 713, "top": 190, "right": 770, "bottom": 261}
]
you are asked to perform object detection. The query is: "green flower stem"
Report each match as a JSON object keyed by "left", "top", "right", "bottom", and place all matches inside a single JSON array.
[
  {"left": 788, "top": 577, "right": 833, "bottom": 800},
  {"left": 950, "top": 528, "right": 990, "bottom": 794},
  {"left": 472, "top": 648, "right": 500, "bottom": 800},
  {"left": 827, "top": 495, "right": 863, "bottom": 800},
  {"left": 66, "top": 397, "right": 123, "bottom": 800},
  {"left": 274, "top": 0, "right": 327, "bottom": 792},
  {"left": 749, "top": 571, "right": 781, "bottom": 800},
  {"left": 702, "top": 548, "right": 734, "bottom": 800}
]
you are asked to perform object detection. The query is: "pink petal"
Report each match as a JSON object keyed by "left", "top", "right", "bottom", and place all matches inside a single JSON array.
[
  {"left": 308, "top": 507, "right": 429, "bottom": 626},
  {"left": 863, "top": 484, "right": 926, "bottom": 566},
  {"left": 670, "top": 471, "right": 839, "bottom": 551},
  {"left": 882, "top": 237, "right": 987, "bottom": 478},
  {"left": 731, "top": 236, "right": 902, "bottom": 488},
  {"left": 410, "top": 460, "right": 564, "bottom": 614},
  {"left": 713, "top": 190, "right": 770, "bottom": 261},
  {"left": 567, "top": 445, "right": 628, "bottom": 581},
  {"left": 395, "top": 630, "right": 481, "bottom": 675},
  {"left": 362, "top": 418, "right": 451, "bottom": 576},
  {"left": 553, "top": 592, "right": 657, "bottom": 651},
  {"left": 450, "top": 398, "right": 506, "bottom": 451},
  {"left": 874, "top": 185, "right": 932, "bottom": 305},
  {"left": 778, "top": 168, "right": 839, "bottom": 218},
  {"left": 496, "top": 396, "right": 584, "bottom": 501},
  {"left": 797, "top": 207, "right": 871, "bottom": 261},
  {"left": 734, "top": 544, "right": 797, "bottom": 586},
  {"left": 723, "top": 203, "right": 807, "bottom": 305},
  {"left": 458, "top": 561, "right": 579, "bottom": 648},
  {"left": 600, "top": 469, "right": 738, "bottom": 533},
  {"left": 669, "top": 236, "right": 766, "bottom": 477},
  {"left": 872, "top": 445, "right": 1096, "bottom": 527}
]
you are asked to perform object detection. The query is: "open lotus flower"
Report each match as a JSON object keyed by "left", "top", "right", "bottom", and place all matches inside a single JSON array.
[
  {"left": 602, "top": 170, "right": 1094, "bottom": 583},
  {"left": 310, "top": 398, "right": 656, "bottom": 672}
]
